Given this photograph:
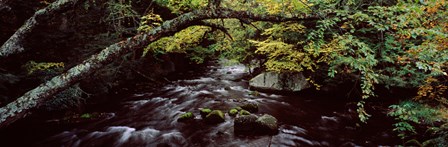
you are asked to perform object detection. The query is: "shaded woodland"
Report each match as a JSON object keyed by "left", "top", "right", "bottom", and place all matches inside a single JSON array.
[{"left": 0, "top": 0, "right": 447, "bottom": 146}]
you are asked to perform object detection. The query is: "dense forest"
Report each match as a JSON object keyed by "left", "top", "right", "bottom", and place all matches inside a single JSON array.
[{"left": 0, "top": 0, "right": 447, "bottom": 146}]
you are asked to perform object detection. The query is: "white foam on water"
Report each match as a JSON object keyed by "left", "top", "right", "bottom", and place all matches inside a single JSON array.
[
  {"left": 115, "top": 127, "right": 136, "bottom": 145},
  {"left": 183, "top": 77, "right": 216, "bottom": 84},
  {"left": 281, "top": 126, "right": 308, "bottom": 135},
  {"left": 131, "top": 127, "right": 161, "bottom": 143},
  {"left": 321, "top": 116, "right": 339, "bottom": 122},
  {"left": 213, "top": 88, "right": 229, "bottom": 95},
  {"left": 272, "top": 133, "right": 316, "bottom": 146},
  {"left": 160, "top": 131, "right": 186, "bottom": 145}
]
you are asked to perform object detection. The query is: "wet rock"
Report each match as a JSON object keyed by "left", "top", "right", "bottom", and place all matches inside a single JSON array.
[
  {"left": 205, "top": 110, "right": 225, "bottom": 124},
  {"left": 199, "top": 108, "right": 212, "bottom": 118},
  {"left": 234, "top": 114, "right": 258, "bottom": 134},
  {"left": 239, "top": 110, "right": 251, "bottom": 116},
  {"left": 234, "top": 114, "right": 279, "bottom": 135},
  {"left": 241, "top": 102, "right": 258, "bottom": 113},
  {"left": 249, "top": 72, "right": 310, "bottom": 92},
  {"left": 248, "top": 91, "right": 260, "bottom": 96},
  {"left": 229, "top": 108, "right": 239, "bottom": 116},
  {"left": 256, "top": 114, "right": 278, "bottom": 134},
  {"left": 177, "top": 112, "right": 194, "bottom": 122}
]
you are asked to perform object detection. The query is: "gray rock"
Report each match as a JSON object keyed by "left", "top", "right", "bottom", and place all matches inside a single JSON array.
[
  {"left": 234, "top": 114, "right": 258, "bottom": 134},
  {"left": 234, "top": 114, "right": 279, "bottom": 135},
  {"left": 249, "top": 72, "right": 310, "bottom": 92},
  {"left": 256, "top": 114, "right": 278, "bottom": 134},
  {"left": 240, "top": 102, "right": 258, "bottom": 113},
  {"left": 205, "top": 110, "right": 225, "bottom": 124}
]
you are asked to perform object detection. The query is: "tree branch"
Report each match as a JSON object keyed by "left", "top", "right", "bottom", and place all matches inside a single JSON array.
[
  {"left": 215, "top": 8, "right": 321, "bottom": 22},
  {"left": 195, "top": 21, "right": 233, "bottom": 40},
  {"left": 208, "top": 0, "right": 221, "bottom": 8},
  {"left": 238, "top": 18, "right": 261, "bottom": 31},
  {"left": 0, "top": 0, "right": 83, "bottom": 58}
]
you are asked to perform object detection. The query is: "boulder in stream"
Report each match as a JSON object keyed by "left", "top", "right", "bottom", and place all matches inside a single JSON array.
[
  {"left": 199, "top": 108, "right": 212, "bottom": 118},
  {"left": 234, "top": 114, "right": 279, "bottom": 135},
  {"left": 205, "top": 110, "right": 225, "bottom": 124},
  {"left": 239, "top": 110, "right": 251, "bottom": 116},
  {"left": 240, "top": 102, "right": 258, "bottom": 113},
  {"left": 256, "top": 114, "right": 278, "bottom": 134},
  {"left": 249, "top": 72, "right": 310, "bottom": 92},
  {"left": 234, "top": 114, "right": 258, "bottom": 134},
  {"left": 229, "top": 108, "right": 239, "bottom": 116},
  {"left": 177, "top": 112, "right": 194, "bottom": 122}
]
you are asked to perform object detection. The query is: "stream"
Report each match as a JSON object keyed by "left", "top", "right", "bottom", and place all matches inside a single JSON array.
[{"left": 1, "top": 62, "right": 400, "bottom": 146}]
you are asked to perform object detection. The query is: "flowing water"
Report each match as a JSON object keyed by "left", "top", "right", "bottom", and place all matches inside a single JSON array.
[{"left": 1, "top": 62, "right": 400, "bottom": 146}]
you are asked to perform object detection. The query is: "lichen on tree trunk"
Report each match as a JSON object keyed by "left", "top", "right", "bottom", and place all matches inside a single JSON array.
[{"left": 0, "top": 0, "right": 82, "bottom": 58}]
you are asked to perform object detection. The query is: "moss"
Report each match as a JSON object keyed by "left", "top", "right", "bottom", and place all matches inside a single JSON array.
[
  {"left": 80, "top": 113, "right": 92, "bottom": 119},
  {"left": 229, "top": 108, "right": 239, "bottom": 116},
  {"left": 239, "top": 110, "right": 251, "bottom": 116},
  {"left": 24, "top": 61, "right": 65, "bottom": 75},
  {"left": 200, "top": 108, "right": 212, "bottom": 118},
  {"left": 178, "top": 112, "right": 194, "bottom": 122},
  {"left": 256, "top": 114, "right": 278, "bottom": 132},
  {"left": 205, "top": 110, "right": 225, "bottom": 124}
]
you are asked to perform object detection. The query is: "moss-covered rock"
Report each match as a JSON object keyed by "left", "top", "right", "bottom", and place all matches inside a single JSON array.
[
  {"left": 234, "top": 114, "right": 279, "bottom": 135},
  {"left": 205, "top": 110, "right": 225, "bottom": 124},
  {"left": 229, "top": 108, "right": 239, "bottom": 116},
  {"left": 234, "top": 114, "right": 258, "bottom": 134},
  {"left": 80, "top": 113, "right": 92, "bottom": 119},
  {"left": 234, "top": 106, "right": 242, "bottom": 111},
  {"left": 240, "top": 102, "right": 258, "bottom": 113},
  {"left": 200, "top": 108, "right": 212, "bottom": 118},
  {"left": 239, "top": 110, "right": 251, "bottom": 116},
  {"left": 256, "top": 114, "right": 278, "bottom": 134},
  {"left": 177, "top": 112, "right": 194, "bottom": 122}
]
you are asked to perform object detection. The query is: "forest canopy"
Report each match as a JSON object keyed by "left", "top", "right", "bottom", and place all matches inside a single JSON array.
[
  {"left": 107, "top": 0, "right": 448, "bottom": 142},
  {"left": 0, "top": 0, "right": 447, "bottom": 144},
  {"left": 143, "top": 0, "right": 447, "bottom": 123}
]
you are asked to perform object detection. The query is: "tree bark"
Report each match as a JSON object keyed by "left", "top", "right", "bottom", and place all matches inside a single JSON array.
[
  {"left": 0, "top": 6, "right": 320, "bottom": 128},
  {"left": 0, "top": 0, "right": 82, "bottom": 58}
]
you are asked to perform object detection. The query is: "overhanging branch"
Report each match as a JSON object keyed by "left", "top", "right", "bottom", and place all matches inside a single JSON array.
[
  {"left": 238, "top": 18, "right": 261, "bottom": 31},
  {"left": 195, "top": 21, "right": 233, "bottom": 40},
  {"left": 0, "top": 0, "right": 84, "bottom": 58}
]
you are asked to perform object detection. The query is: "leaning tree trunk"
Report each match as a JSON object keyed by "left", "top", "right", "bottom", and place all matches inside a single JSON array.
[
  {"left": 0, "top": 0, "right": 82, "bottom": 58},
  {"left": 0, "top": 4, "right": 319, "bottom": 128}
]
